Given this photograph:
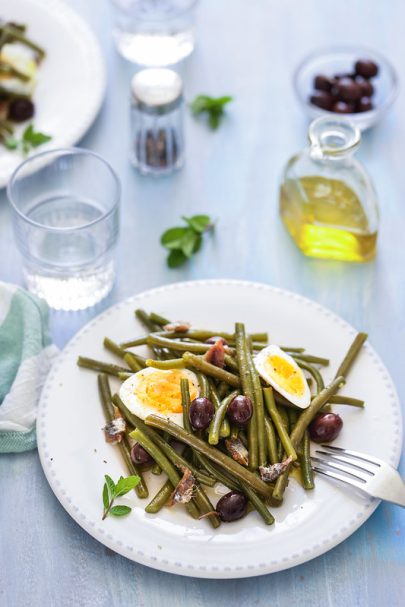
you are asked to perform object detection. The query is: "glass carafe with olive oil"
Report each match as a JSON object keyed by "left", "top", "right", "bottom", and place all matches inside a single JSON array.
[{"left": 280, "top": 116, "right": 379, "bottom": 262}]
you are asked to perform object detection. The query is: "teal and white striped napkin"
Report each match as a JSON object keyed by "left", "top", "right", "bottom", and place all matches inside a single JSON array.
[{"left": 0, "top": 283, "right": 58, "bottom": 453}]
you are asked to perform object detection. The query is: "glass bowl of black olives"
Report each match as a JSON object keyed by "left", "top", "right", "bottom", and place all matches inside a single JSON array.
[{"left": 293, "top": 46, "right": 398, "bottom": 131}]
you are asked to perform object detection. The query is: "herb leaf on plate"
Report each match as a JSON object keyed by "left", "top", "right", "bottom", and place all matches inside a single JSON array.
[
  {"left": 3, "top": 124, "right": 52, "bottom": 155},
  {"left": 102, "top": 474, "right": 140, "bottom": 520}
]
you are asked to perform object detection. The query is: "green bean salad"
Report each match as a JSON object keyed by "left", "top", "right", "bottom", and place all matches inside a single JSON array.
[{"left": 77, "top": 309, "right": 367, "bottom": 528}]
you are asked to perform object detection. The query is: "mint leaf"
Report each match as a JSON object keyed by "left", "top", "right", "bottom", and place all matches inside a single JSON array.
[
  {"left": 4, "top": 137, "right": 18, "bottom": 150},
  {"left": 182, "top": 215, "right": 211, "bottom": 233},
  {"left": 161, "top": 227, "right": 188, "bottom": 250},
  {"left": 22, "top": 124, "right": 52, "bottom": 147},
  {"left": 167, "top": 249, "right": 187, "bottom": 268},
  {"left": 104, "top": 474, "right": 116, "bottom": 499},
  {"left": 109, "top": 505, "right": 132, "bottom": 517},
  {"left": 102, "top": 483, "right": 109, "bottom": 509},
  {"left": 190, "top": 95, "right": 233, "bottom": 130},
  {"left": 114, "top": 475, "right": 140, "bottom": 497},
  {"left": 181, "top": 228, "right": 198, "bottom": 258}
]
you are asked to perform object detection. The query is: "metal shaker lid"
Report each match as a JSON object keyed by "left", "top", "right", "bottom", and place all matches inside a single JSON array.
[{"left": 131, "top": 68, "right": 183, "bottom": 115}]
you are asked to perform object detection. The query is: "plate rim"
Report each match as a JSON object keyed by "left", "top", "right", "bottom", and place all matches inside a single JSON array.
[
  {"left": 37, "top": 279, "right": 403, "bottom": 579},
  {"left": 0, "top": 0, "right": 106, "bottom": 188}
]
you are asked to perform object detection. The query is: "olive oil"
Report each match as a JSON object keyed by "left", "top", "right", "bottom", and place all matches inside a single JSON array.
[{"left": 280, "top": 176, "right": 377, "bottom": 262}]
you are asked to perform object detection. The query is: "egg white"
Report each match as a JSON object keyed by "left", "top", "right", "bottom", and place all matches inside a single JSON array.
[
  {"left": 119, "top": 367, "right": 199, "bottom": 427},
  {"left": 255, "top": 345, "right": 311, "bottom": 409},
  {"left": 0, "top": 43, "right": 37, "bottom": 96}
]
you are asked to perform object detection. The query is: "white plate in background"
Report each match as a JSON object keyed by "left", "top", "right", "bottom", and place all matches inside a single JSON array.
[{"left": 0, "top": 0, "right": 105, "bottom": 188}]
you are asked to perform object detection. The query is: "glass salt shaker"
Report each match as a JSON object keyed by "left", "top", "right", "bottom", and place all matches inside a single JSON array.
[
  {"left": 130, "top": 68, "right": 184, "bottom": 176},
  {"left": 279, "top": 116, "right": 379, "bottom": 262}
]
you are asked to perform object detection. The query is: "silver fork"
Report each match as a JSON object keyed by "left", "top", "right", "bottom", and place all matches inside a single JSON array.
[{"left": 311, "top": 444, "right": 405, "bottom": 507}]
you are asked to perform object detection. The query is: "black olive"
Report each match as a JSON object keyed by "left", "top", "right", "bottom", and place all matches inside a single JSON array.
[
  {"left": 309, "top": 412, "right": 343, "bottom": 443},
  {"left": 216, "top": 491, "right": 248, "bottom": 522},
  {"left": 8, "top": 98, "right": 35, "bottom": 122},
  {"left": 189, "top": 397, "right": 215, "bottom": 430}
]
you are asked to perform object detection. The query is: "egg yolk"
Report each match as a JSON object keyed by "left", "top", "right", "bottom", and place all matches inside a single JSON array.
[
  {"left": 134, "top": 370, "right": 198, "bottom": 415},
  {"left": 264, "top": 355, "right": 305, "bottom": 396}
]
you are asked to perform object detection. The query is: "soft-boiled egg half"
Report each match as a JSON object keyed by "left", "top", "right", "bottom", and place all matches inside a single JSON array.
[
  {"left": 119, "top": 367, "right": 199, "bottom": 427},
  {"left": 255, "top": 345, "right": 311, "bottom": 409}
]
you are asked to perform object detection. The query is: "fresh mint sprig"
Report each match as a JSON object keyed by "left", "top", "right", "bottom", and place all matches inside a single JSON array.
[
  {"left": 4, "top": 124, "right": 52, "bottom": 155},
  {"left": 160, "top": 214, "right": 214, "bottom": 268},
  {"left": 102, "top": 474, "right": 140, "bottom": 520},
  {"left": 190, "top": 95, "right": 233, "bottom": 130}
]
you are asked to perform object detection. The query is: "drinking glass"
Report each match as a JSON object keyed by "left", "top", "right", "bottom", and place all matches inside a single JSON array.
[
  {"left": 7, "top": 148, "right": 120, "bottom": 311},
  {"left": 110, "top": 0, "right": 199, "bottom": 66}
]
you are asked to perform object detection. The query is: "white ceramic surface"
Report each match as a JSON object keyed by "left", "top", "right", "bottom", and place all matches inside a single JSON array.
[
  {"left": 0, "top": 0, "right": 105, "bottom": 188},
  {"left": 37, "top": 280, "right": 402, "bottom": 579}
]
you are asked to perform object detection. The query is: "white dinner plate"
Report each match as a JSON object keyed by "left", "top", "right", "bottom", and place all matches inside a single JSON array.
[
  {"left": 0, "top": 0, "right": 105, "bottom": 188},
  {"left": 37, "top": 280, "right": 402, "bottom": 578}
]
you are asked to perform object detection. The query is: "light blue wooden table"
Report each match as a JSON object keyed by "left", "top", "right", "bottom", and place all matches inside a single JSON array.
[{"left": 1, "top": 1, "right": 404, "bottom": 605}]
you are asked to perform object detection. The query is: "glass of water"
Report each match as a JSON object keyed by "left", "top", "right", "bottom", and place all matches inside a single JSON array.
[
  {"left": 7, "top": 148, "right": 120, "bottom": 311},
  {"left": 111, "top": 0, "right": 199, "bottom": 66}
]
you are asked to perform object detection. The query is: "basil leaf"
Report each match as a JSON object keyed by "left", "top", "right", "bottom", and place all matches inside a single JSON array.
[
  {"left": 109, "top": 505, "right": 132, "bottom": 517},
  {"left": 167, "top": 249, "right": 187, "bottom": 268},
  {"left": 104, "top": 474, "right": 116, "bottom": 499},
  {"left": 161, "top": 227, "right": 187, "bottom": 250},
  {"left": 114, "top": 475, "right": 140, "bottom": 497}
]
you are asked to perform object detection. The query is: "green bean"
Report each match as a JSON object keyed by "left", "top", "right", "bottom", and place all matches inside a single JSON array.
[
  {"left": 0, "top": 61, "right": 30, "bottom": 81},
  {"left": 241, "top": 485, "right": 275, "bottom": 525},
  {"left": 103, "top": 337, "right": 126, "bottom": 358},
  {"left": 264, "top": 388, "right": 297, "bottom": 461},
  {"left": 77, "top": 356, "right": 129, "bottom": 376},
  {"left": 193, "top": 486, "right": 221, "bottom": 528},
  {"left": 208, "top": 390, "right": 239, "bottom": 445},
  {"left": 145, "top": 480, "right": 173, "bottom": 513},
  {"left": 152, "top": 463, "right": 162, "bottom": 475},
  {"left": 180, "top": 379, "right": 213, "bottom": 472},
  {"left": 224, "top": 354, "right": 239, "bottom": 373},
  {"left": 296, "top": 359, "right": 325, "bottom": 393},
  {"left": 149, "top": 333, "right": 227, "bottom": 355},
  {"left": 97, "top": 374, "right": 148, "bottom": 499},
  {"left": 123, "top": 352, "right": 143, "bottom": 372},
  {"left": 120, "top": 336, "right": 148, "bottom": 348},
  {"left": 246, "top": 348, "right": 267, "bottom": 467},
  {"left": 335, "top": 332, "right": 368, "bottom": 379},
  {"left": 161, "top": 330, "right": 268, "bottom": 343},
  {"left": 327, "top": 395, "right": 365, "bottom": 407},
  {"left": 217, "top": 381, "right": 230, "bottom": 399},
  {"left": 196, "top": 372, "right": 210, "bottom": 398},
  {"left": 144, "top": 415, "right": 273, "bottom": 497},
  {"left": 272, "top": 376, "right": 345, "bottom": 501},
  {"left": 200, "top": 460, "right": 240, "bottom": 491},
  {"left": 264, "top": 417, "right": 279, "bottom": 465},
  {"left": 209, "top": 382, "right": 230, "bottom": 438},
  {"left": 183, "top": 352, "right": 241, "bottom": 387},
  {"left": 293, "top": 354, "right": 330, "bottom": 366},
  {"left": 130, "top": 427, "right": 200, "bottom": 520},
  {"left": 235, "top": 323, "right": 258, "bottom": 471},
  {"left": 146, "top": 358, "right": 185, "bottom": 370},
  {"left": 149, "top": 312, "right": 171, "bottom": 326},
  {"left": 150, "top": 429, "right": 216, "bottom": 486},
  {"left": 118, "top": 371, "right": 132, "bottom": 381},
  {"left": 253, "top": 343, "right": 305, "bottom": 352},
  {"left": 0, "top": 25, "right": 46, "bottom": 59},
  {"left": 230, "top": 425, "right": 239, "bottom": 440},
  {"left": 126, "top": 352, "right": 147, "bottom": 368},
  {"left": 287, "top": 408, "right": 298, "bottom": 431},
  {"left": 300, "top": 431, "right": 314, "bottom": 490},
  {"left": 135, "top": 309, "right": 160, "bottom": 332}
]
